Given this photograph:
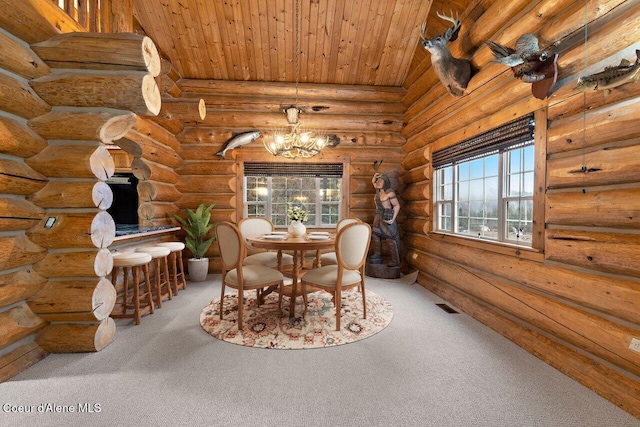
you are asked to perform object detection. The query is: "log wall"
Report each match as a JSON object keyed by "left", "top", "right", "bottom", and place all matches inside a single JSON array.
[
  {"left": 402, "top": 0, "right": 640, "bottom": 417},
  {"left": 0, "top": 15, "right": 52, "bottom": 381},
  {"left": 0, "top": 7, "right": 182, "bottom": 381},
  {"left": 175, "top": 80, "right": 406, "bottom": 272}
]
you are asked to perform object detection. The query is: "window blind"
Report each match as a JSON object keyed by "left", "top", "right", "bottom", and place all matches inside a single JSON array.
[
  {"left": 244, "top": 162, "right": 343, "bottom": 177},
  {"left": 432, "top": 113, "right": 535, "bottom": 170}
]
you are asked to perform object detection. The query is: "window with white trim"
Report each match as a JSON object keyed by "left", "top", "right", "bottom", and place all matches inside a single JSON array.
[
  {"left": 244, "top": 163, "right": 342, "bottom": 228},
  {"left": 433, "top": 114, "right": 535, "bottom": 246}
]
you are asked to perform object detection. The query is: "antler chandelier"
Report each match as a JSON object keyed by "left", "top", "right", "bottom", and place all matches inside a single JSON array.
[
  {"left": 264, "top": 0, "right": 327, "bottom": 159},
  {"left": 264, "top": 106, "right": 327, "bottom": 158}
]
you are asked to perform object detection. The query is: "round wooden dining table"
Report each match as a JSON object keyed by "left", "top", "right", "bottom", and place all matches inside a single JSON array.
[{"left": 247, "top": 233, "right": 335, "bottom": 317}]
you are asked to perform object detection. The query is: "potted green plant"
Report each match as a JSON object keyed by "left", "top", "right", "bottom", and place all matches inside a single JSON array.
[{"left": 174, "top": 202, "right": 216, "bottom": 282}]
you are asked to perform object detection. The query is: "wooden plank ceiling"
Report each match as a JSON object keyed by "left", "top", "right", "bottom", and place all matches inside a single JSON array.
[{"left": 133, "top": 0, "right": 455, "bottom": 87}]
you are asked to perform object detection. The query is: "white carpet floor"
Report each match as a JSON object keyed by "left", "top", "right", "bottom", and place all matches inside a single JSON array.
[{"left": 1, "top": 274, "right": 638, "bottom": 427}]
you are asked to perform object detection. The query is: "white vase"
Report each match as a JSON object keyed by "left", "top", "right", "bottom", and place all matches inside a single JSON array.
[
  {"left": 188, "top": 258, "right": 209, "bottom": 282},
  {"left": 288, "top": 220, "right": 306, "bottom": 237}
]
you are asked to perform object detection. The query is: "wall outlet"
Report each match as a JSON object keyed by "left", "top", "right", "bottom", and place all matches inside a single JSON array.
[{"left": 629, "top": 337, "right": 640, "bottom": 353}]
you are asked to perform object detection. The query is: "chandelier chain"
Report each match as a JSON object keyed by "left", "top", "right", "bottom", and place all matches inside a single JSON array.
[
  {"left": 295, "top": 0, "right": 299, "bottom": 104},
  {"left": 263, "top": 0, "right": 328, "bottom": 158}
]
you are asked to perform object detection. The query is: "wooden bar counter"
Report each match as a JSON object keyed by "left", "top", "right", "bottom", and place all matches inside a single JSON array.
[{"left": 112, "top": 225, "right": 180, "bottom": 245}]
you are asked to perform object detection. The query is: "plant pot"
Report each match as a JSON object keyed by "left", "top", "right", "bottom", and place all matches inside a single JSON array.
[
  {"left": 288, "top": 220, "right": 306, "bottom": 237},
  {"left": 188, "top": 258, "right": 209, "bottom": 282}
]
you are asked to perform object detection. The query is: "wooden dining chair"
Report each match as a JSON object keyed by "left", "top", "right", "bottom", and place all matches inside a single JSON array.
[
  {"left": 238, "top": 217, "right": 294, "bottom": 269},
  {"left": 300, "top": 222, "right": 372, "bottom": 331},
  {"left": 216, "top": 222, "right": 285, "bottom": 329},
  {"left": 316, "top": 217, "right": 362, "bottom": 267}
]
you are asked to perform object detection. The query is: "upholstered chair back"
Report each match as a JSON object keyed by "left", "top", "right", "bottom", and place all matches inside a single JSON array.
[
  {"left": 336, "top": 217, "right": 360, "bottom": 232},
  {"left": 215, "top": 222, "right": 242, "bottom": 269},
  {"left": 239, "top": 217, "right": 274, "bottom": 248},
  {"left": 336, "top": 222, "right": 371, "bottom": 270}
]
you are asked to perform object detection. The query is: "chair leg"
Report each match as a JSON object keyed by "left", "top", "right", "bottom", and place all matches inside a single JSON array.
[
  {"left": 237, "top": 288, "right": 244, "bottom": 330},
  {"left": 301, "top": 281, "right": 308, "bottom": 317},
  {"left": 302, "top": 284, "right": 308, "bottom": 318},
  {"left": 361, "top": 279, "right": 367, "bottom": 319},
  {"left": 335, "top": 287, "right": 341, "bottom": 331},
  {"left": 278, "top": 281, "right": 284, "bottom": 314},
  {"left": 219, "top": 281, "right": 226, "bottom": 320}
]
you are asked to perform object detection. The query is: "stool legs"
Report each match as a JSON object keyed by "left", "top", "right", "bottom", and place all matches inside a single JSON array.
[
  {"left": 133, "top": 264, "right": 155, "bottom": 324},
  {"left": 176, "top": 249, "right": 186, "bottom": 291},
  {"left": 151, "top": 255, "right": 172, "bottom": 308},
  {"left": 111, "top": 263, "right": 154, "bottom": 325},
  {"left": 168, "top": 250, "right": 187, "bottom": 295}
]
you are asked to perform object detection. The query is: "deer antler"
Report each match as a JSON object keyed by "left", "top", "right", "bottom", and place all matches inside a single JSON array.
[
  {"left": 436, "top": 10, "right": 461, "bottom": 43},
  {"left": 420, "top": 21, "right": 428, "bottom": 42},
  {"left": 436, "top": 9, "right": 459, "bottom": 26}
]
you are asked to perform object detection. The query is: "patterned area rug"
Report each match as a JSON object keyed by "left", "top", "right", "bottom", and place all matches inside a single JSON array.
[{"left": 200, "top": 290, "right": 393, "bottom": 349}]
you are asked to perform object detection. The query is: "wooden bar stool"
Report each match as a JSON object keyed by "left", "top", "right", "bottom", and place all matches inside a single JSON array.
[
  {"left": 156, "top": 242, "right": 187, "bottom": 295},
  {"left": 110, "top": 252, "right": 155, "bottom": 325},
  {"left": 136, "top": 245, "right": 172, "bottom": 309}
]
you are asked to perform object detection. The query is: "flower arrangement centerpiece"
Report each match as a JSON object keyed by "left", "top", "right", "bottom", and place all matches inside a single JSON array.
[
  {"left": 287, "top": 206, "right": 308, "bottom": 237},
  {"left": 287, "top": 206, "right": 308, "bottom": 223}
]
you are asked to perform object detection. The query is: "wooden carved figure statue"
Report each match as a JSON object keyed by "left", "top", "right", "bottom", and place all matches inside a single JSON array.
[
  {"left": 370, "top": 162, "right": 401, "bottom": 268},
  {"left": 420, "top": 11, "right": 472, "bottom": 97}
]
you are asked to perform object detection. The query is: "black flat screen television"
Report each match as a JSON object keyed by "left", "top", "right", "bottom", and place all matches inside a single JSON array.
[{"left": 106, "top": 172, "right": 139, "bottom": 226}]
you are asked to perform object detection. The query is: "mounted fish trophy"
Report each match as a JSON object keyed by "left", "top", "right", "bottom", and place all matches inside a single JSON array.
[
  {"left": 216, "top": 130, "right": 261, "bottom": 159},
  {"left": 485, "top": 34, "right": 559, "bottom": 100},
  {"left": 420, "top": 11, "right": 472, "bottom": 97},
  {"left": 575, "top": 50, "right": 640, "bottom": 96}
]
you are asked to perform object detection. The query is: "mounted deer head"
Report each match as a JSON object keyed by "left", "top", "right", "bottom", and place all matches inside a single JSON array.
[{"left": 420, "top": 11, "right": 472, "bottom": 97}]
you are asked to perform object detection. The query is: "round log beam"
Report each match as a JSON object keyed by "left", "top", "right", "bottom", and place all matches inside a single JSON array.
[
  {"left": 0, "top": 235, "right": 46, "bottom": 271},
  {"left": 28, "top": 110, "right": 138, "bottom": 144},
  {"left": 130, "top": 158, "right": 180, "bottom": 184},
  {"left": 0, "top": 304, "right": 47, "bottom": 350},
  {"left": 35, "top": 317, "right": 115, "bottom": 353},
  {"left": 0, "top": 199, "right": 44, "bottom": 232},
  {"left": 0, "top": 116, "right": 48, "bottom": 158},
  {"left": 27, "top": 278, "right": 116, "bottom": 322},
  {"left": 31, "top": 33, "right": 161, "bottom": 77},
  {"left": 0, "top": 269, "right": 47, "bottom": 308},
  {"left": 27, "top": 211, "right": 115, "bottom": 249},
  {"left": 26, "top": 145, "right": 115, "bottom": 180},
  {"left": 34, "top": 248, "right": 113, "bottom": 279},
  {"left": 29, "top": 181, "right": 113, "bottom": 210},
  {"left": 30, "top": 72, "right": 161, "bottom": 116},
  {"left": 0, "top": 73, "right": 51, "bottom": 119}
]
